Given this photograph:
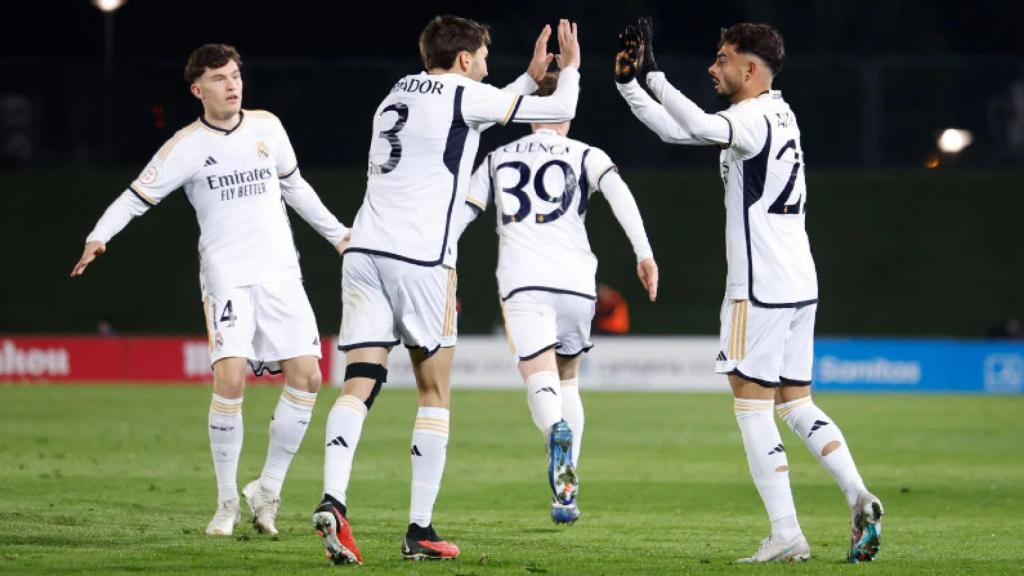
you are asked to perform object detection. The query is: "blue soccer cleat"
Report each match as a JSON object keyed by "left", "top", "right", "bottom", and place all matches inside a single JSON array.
[
  {"left": 547, "top": 420, "right": 579, "bottom": 506},
  {"left": 551, "top": 498, "right": 581, "bottom": 524}
]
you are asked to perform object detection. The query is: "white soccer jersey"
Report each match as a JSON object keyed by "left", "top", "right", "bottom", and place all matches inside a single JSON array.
[
  {"left": 467, "top": 130, "right": 625, "bottom": 300},
  {"left": 346, "top": 68, "right": 580, "bottom": 267},
  {"left": 717, "top": 91, "right": 817, "bottom": 306},
  {"left": 87, "top": 110, "right": 346, "bottom": 292}
]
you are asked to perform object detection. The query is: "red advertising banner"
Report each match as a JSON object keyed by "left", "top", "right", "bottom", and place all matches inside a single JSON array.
[{"left": 0, "top": 336, "right": 333, "bottom": 384}]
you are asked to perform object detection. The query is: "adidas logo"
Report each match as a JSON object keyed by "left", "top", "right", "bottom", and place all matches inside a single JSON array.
[
  {"left": 767, "top": 443, "right": 786, "bottom": 456},
  {"left": 313, "top": 336, "right": 320, "bottom": 346},
  {"left": 808, "top": 419, "right": 829, "bottom": 437},
  {"left": 536, "top": 386, "right": 558, "bottom": 396},
  {"left": 204, "top": 156, "right": 218, "bottom": 166},
  {"left": 209, "top": 424, "right": 234, "bottom": 432},
  {"left": 716, "top": 351, "right": 727, "bottom": 362},
  {"left": 411, "top": 445, "right": 422, "bottom": 456},
  {"left": 327, "top": 435, "right": 349, "bottom": 448}
]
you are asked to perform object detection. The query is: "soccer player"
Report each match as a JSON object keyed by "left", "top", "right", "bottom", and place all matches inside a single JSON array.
[
  {"left": 458, "top": 70, "right": 659, "bottom": 525},
  {"left": 312, "top": 17, "right": 582, "bottom": 564},
  {"left": 70, "top": 44, "right": 349, "bottom": 538},
  {"left": 614, "top": 20, "right": 884, "bottom": 563}
]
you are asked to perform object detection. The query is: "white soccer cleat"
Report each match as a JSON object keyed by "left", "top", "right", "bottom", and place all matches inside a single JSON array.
[
  {"left": 242, "top": 480, "right": 281, "bottom": 536},
  {"left": 737, "top": 534, "right": 811, "bottom": 563},
  {"left": 205, "top": 499, "right": 241, "bottom": 536}
]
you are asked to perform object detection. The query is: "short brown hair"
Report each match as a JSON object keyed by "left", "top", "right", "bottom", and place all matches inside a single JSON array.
[
  {"left": 718, "top": 23, "right": 784, "bottom": 75},
  {"left": 184, "top": 44, "right": 242, "bottom": 83},
  {"left": 533, "top": 71, "right": 559, "bottom": 97},
  {"left": 419, "top": 15, "right": 491, "bottom": 70}
]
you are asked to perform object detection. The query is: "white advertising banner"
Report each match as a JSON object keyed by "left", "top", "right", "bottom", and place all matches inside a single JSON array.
[{"left": 330, "top": 336, "right": 724, "bottom": 392}]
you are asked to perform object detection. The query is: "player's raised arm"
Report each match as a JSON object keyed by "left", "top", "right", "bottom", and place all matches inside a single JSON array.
[
  {"left": 586, "top": 149, "right": 658, "bottom": 302},
  {"left": 615, "top": 25, "right": 704, "bottom": 145},
  {"left": 502, "top": 24, "right": 555, "bottom": 95},
  {"left": 636, "top": 18, "right": 730, "bottom": 146}
]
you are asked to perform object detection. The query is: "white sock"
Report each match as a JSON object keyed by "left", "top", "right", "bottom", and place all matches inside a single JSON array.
[
  {"left": 259, "top": 385, "right": 317, "bottom": 495},
  {"left": 560, "top": 377, "right": 584, "bottom": 468},
  {"left": 322, "top": 394, "right": 367, "bottom": 506},
  {"left": 777, "top": 396, "right": 867, "bottom": 509},
  {"left": 526, "top": 371, "right": 562, "bottom": 435},
  {"left": 734, "top": 398, "right": 802, "bottom": 540},
  {"left": 409, "top": 407, "right": 449, "bottom": 528},
  {"left": 209, "top": 394, "right": 244, "bottom": 503}
]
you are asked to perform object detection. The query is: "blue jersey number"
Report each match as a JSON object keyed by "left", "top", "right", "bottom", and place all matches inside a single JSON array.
[
  {"left": 495, "top": 159, "right": 577, "bottom": 225},
  {"left": 369, "top": 103, "right": 409, "bottom": 175}
]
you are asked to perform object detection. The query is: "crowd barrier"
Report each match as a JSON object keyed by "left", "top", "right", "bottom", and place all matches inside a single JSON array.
[{"left": 2, "top": 335, "right": 1021, "bottom": 394}]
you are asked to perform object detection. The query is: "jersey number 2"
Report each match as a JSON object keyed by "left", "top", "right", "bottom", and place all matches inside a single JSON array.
[
  {"left": 767, "top": 138, "right": 806, "bottom": 215},
  {"left": 369, "top": 103, "right": 409, "bottom": 175}
]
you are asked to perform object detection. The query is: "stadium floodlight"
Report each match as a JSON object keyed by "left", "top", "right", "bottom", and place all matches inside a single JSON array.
[
  {"left": 937, "top": 128, "right": 973, "bottom": 155},
  {"left": 92, "top": 0, "right": 126, "bottom": 12}
]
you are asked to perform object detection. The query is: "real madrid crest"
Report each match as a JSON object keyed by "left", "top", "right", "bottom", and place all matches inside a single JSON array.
[{"left": 256, "top": 141, "right": 269, "bottom": 160}]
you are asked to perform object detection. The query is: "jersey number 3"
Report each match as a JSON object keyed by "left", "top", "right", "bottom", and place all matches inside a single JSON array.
[{"left": 369, "top": 103, "right": 409, "bottom": 175}]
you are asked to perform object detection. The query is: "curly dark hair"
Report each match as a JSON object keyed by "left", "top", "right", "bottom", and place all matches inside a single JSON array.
[
  {"left": 718, "top": 23, "right": 784, "bottom": 75},
  {"left": 184, "top": 44, "right": 242, "bottom": 83},
  {"left": 419, "top": 15, "right": 491, "bottom": 70}
]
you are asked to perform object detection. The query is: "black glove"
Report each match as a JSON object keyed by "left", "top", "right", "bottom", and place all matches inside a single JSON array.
[
  {"left": 638, "top": 16, "right": 659, "bottom": 79},
  {"left": 614, "top": 25, "right": 641, "bottom": 84}
]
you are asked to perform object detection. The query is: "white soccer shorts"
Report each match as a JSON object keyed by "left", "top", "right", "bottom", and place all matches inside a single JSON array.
[
  {"left": 502, "top": 289, "right": 595, "bottom": 361},
  {"left": 714, "top": 298, "right": 817, "bottom": 386},
  {"left": 202, "top": 277, "right": 322, "bottom": 370},
  {"left": 338, "top": 252, "right": 457, "bottom": 354}
]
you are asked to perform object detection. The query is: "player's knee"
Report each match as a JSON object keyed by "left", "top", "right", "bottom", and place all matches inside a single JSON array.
[
  {"left": 290, "top": 367, "right": 322, "bottom": 393},
  {"left": 344, "top": 362, "right": 387, "bottom": 410},
  {"left": 214, "top": 373, "right": 246, "bottom": 398}
]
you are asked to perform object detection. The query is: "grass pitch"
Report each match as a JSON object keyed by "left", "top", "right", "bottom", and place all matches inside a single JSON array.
[{"left": 1, "top": 384, "right": 1022, "bottom": 575}]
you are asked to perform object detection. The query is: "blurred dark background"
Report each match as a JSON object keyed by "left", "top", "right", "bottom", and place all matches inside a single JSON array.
[{"left": 1, "top": 1, "right": 1021, "bottom": 336}]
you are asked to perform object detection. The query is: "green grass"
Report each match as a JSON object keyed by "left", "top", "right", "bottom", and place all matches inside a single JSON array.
[{"left": 1, "top": 385, "right": 1022, "bottom": 575}]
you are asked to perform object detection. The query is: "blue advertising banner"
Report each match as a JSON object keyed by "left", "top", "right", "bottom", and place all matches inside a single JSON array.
[{"left": 814, "top": 339, "right": 1024, "bottom": 394}]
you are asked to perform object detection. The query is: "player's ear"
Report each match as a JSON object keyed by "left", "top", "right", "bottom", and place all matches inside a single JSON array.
[
  {"left": 190, "top": 83, "right": 202, "bottom": 100},
  {"left": 457, "top": 51, "right": 471, "bottom": 72}
]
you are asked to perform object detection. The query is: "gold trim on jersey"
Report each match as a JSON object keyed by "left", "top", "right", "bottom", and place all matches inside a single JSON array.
[
  {"left": 129, "top": 184, "right": 158, "bottom": 207},
  {"left": 500, "top": 96, "right": 523, "bottom": 126},
  {"left": 499, "top": 302, "right": 517, "bottom": 356},
  {"left": 729, "top": 300, "right": 749, "bottom": 361},
  {"left": 442, "top": 269, "right": 457, "bottom": 338},
  {"left": 465, "top": 195, "right": 487, "bottom": 211},
  {"left": 245, "top": 109, "right": 277, "bottom": 120},
  {"left": 157, "top": 121, "right": 200, "bottom": 161},
  {"left": 203, "top": 296, "right": 215, "bottom": 353}
]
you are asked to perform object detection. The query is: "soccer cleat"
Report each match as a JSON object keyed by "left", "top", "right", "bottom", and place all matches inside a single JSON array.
[
  {"left": 402, "top": 523, "right": 460, "bottom": 560},
  {"left": 312, "top": 496, "right": 363, "bottom": 565},
  {"left": 547, "top": 420, "right": 578, "bottom": 506},
  {"left": 551, "top": 498, "right": 581, "bottom": 524},
  {"left": 205, "top": 499, "right": 241, "bottom": 536},
  {"left": 737, "top": 534, "right": 811, "bottom": 563},
  {"left": 849, "top": 491, "right": 884, "bottom": 563},
  {"left": 242, "top": 480, "right": 280, "bottom": 536}
]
